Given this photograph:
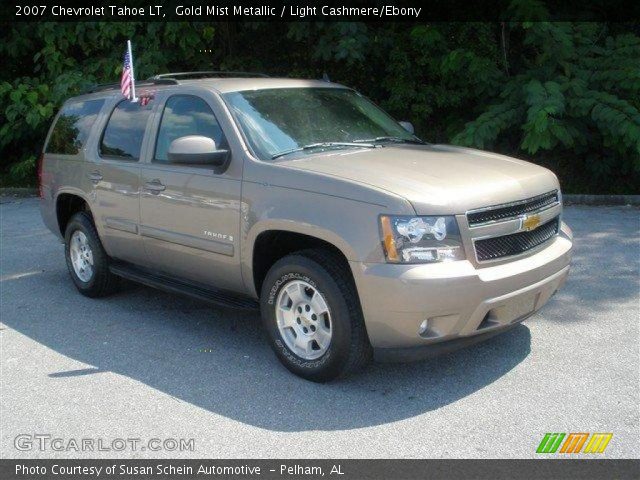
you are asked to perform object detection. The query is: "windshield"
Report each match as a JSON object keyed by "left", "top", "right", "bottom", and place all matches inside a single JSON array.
[{"left": 222, "top": 88, "right": 418, "bottom": 160}]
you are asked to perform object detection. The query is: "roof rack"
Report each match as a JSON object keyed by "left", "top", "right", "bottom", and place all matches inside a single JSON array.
[
  {"left": 148, "top": 71, "right": 270, "bottom": 80},
  {"left": 84, "top": 78, "right": 178, "bottom": 94},
  {"left": 83, "top": 71, "right": 269, "bottom": 95}
]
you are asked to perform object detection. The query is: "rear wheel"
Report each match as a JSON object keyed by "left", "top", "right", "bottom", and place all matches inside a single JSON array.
[
  {"left": 260, "top": 249, "right": 372, "bottom": 382},
  {"left": 64, "top": 211, "right": 118, "bottom": 297}
]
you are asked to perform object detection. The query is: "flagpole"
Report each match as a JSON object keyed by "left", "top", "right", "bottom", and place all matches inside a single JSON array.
[{"left": 127, "top": 40, "right": 137, "bottom": 102}]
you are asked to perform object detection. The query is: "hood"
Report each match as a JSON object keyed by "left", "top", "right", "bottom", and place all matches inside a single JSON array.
[{"left": 277, "top": 144, "right": 560, "bottom": 214}]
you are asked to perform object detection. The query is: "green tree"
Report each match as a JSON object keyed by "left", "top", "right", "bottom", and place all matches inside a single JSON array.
[
  {"left": 452, "top": 21, "right": 640, "bottom": 191},
  {"left": 1, "top": 9, "right": 638, "bottom": 193}
]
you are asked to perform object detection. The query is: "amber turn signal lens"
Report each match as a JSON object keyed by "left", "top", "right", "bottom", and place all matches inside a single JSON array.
[{"left": 380, "top": 215, "right": 399, "bottom": 262}]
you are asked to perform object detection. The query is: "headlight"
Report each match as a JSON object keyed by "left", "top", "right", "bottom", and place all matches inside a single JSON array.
[{"left": 379, "top": 215, "right": 466, "bottom": 263}]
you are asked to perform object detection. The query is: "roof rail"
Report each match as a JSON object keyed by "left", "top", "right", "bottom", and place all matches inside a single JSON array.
[
  {"left": 83, "top": 78, "right": 179, "bottom": 94},
  {"left": 148, "top": 71, "right": 270, "bottom": 80}
]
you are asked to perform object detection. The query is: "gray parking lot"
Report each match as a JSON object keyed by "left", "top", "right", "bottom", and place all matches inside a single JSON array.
[{"left": 1, "top": 198, "right": 638, "bottom": 459}]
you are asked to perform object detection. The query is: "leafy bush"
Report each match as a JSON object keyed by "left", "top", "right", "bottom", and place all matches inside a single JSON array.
[
  {"left": 1, "top": 8, "right": 638, "bottom": 193},
  {"left": 452, "top": 22, "right": 640, "bottom": 192}
]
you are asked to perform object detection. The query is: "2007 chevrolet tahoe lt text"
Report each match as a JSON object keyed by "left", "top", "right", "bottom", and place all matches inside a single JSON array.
[{"left": 39, "top": 73, "right": 573, "bottom": 381}]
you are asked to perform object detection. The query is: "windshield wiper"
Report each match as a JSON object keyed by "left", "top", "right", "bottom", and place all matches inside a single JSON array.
[
  {"left": 271, "top": 142, "right": 376, "bottom": 160},
  {"left": 354, "top": 136, "right": 426, "bottom": 145}
]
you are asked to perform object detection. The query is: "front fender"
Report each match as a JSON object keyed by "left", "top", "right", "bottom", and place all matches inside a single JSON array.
[
  {"left": 238, "top": 160, "right": 415, "bottom": 297},
  {"left": 239, "top": 186, "right": 412, "bottom": 297}
]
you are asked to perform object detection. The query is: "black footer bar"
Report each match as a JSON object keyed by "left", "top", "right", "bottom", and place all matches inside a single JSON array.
[{"left": 2, "top": 459, "right": 639, "bottom": 480}]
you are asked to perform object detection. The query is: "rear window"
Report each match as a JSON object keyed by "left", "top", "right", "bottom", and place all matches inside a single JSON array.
[
  {"left": 100, "top": 100, "right": 153, "bottom": 160},
  {"left": 46, "top": 99, "right": 105, "bottom": 155}
]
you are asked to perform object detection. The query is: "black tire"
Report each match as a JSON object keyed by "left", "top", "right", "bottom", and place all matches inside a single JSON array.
[
  {"left": 260, "top": 249, "right": 372, "bottom": 382},
  {"left": 64, "top": 211, "right": 118, "bottom": 298}
]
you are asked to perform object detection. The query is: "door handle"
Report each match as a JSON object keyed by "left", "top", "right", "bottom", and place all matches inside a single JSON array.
[
  {"left": 144, "top": 179, "right": 166, "bottom": 194},
  {"left": 87, "top": 170, "right": 103, "bottom": 183}
]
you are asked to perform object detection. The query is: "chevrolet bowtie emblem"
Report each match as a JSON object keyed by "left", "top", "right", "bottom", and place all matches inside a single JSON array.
[{"left": 522, "top": 214, "right": 541, "bottom": 231}]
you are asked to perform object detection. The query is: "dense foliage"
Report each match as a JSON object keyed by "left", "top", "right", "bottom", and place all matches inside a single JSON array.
[{"left": 1, "top": 10, "right": 639, "bottom": 192}]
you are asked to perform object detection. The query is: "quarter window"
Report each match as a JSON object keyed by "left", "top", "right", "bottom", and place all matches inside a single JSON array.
[
  {"left": 154, "top": 95, "right": 226, "bottom": 163},
  {"left": 100, "top": 100, "right": 153, "bottom": 160},
  {"left": 46, "top": 99, "right": 105, "bottom": 155}
]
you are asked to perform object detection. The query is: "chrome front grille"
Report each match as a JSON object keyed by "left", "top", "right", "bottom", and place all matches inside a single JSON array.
[
  {"left": 467, "top": 191, "right": 559, "bottom": 226},
  {"left": 467, "top": 190, "right": 561, "bottom": 263}
]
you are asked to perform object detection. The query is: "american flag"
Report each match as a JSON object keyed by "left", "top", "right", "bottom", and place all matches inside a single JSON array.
[{"left": 121, "top": 49, "right": 133, "bottom": 99}]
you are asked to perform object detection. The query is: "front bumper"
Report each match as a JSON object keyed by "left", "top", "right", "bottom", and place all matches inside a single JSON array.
[{"left": 350, "top": 222, "right": 573, "bottom": 360}]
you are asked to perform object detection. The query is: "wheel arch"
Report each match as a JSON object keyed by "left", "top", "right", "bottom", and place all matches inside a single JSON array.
[
  {"left": 245, "top": 222, "right": 358, "bottom": 298},
  {"left": 55, "top": 189, "right": 93, "bottom": 236}
]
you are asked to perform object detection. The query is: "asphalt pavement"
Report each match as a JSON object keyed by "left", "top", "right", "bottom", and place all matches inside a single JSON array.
[{"left": 1, "top": 198, "right": 638, "bottom": 458}]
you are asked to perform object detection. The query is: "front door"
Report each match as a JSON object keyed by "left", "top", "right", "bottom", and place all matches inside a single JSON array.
[{"left": 139, "top": 92, "right": 244, "bottom": 291}]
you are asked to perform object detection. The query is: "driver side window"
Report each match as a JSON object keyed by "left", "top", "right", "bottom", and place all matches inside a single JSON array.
[{"left": 154, "top": 95, "right": 226, "bottom": 163}]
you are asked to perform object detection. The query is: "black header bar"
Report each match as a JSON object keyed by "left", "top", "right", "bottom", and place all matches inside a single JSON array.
[{"left": 4, "top": 0, "right": 640, "bottom": 22}]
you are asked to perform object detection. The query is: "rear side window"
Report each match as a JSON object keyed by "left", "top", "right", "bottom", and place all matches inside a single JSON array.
[
  {"left": 46, "top": 99, "right": 105, "bottom": 154},
  {"left": 100, "top": 100, "right": 153, "bottom": 160},
  {"left": 154, "top": 95, "right": 226, "bottom": 163}
]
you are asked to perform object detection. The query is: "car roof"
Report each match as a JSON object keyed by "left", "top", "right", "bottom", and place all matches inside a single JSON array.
[
  {"left": 179, "top": 77, "right": 347, "bottom": 93},
  {"left": 68, "top": 77, "right": 348, "bottom": 103}
]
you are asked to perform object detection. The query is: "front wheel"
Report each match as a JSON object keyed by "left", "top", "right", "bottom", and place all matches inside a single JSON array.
[{"left": 260, "top": 249, "right": 372, "bottom": 382}]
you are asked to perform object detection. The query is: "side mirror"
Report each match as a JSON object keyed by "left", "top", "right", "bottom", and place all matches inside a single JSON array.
[
  {"left": 167, "top": 135, "right": 229, "bottom": 170},
  {"left": 399, "top": 121, "right": 415, "bottom": 135}
]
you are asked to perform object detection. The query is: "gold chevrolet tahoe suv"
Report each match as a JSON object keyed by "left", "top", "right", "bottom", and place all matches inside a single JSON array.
[{"left": 39, "top": 73, "right": 573, "bottom": 381}]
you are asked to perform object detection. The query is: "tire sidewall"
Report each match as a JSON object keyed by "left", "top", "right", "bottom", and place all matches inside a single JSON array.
[
  {"left": 64, "top": 213, "right": 101, "bottom": 293},
  {"left": 261, "top": 257, "right": 352, "bottom": 381}
]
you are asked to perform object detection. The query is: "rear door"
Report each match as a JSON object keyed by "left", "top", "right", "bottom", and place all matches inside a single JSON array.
[
  {"left": 138, "top": 89, "right": 244, "bottom": 291},
  {"left": 87, "top": 98, "right": 155, "bottom": 264}
]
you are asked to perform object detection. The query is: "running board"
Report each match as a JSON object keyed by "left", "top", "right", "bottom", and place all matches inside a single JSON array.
[{"left": 109, "top": 264, "right": 259, "bottom": 310}]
